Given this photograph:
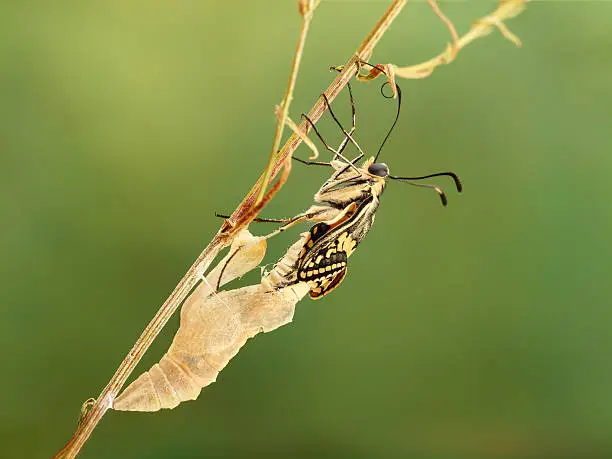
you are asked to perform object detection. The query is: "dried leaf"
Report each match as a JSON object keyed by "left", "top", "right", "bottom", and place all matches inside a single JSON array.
[
  {"left": 355, "top": 63, "right": 399, "bottom": 98},
  {"left": 184, "top": 229, "right": 267, "bottom": 319}
]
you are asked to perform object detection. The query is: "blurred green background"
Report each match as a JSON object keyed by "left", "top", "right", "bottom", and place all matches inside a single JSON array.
[{"left": 2, "top": 1, "right": 612, "bottom": 458}]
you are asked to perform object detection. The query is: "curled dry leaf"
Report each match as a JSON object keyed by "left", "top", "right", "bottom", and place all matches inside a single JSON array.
[
  {"left": 370, "top": 64, "right": 398, "bottom": 97},
  {"left": 113, "top": 231, "right": 310, "bottom": 412},
  {"left": 355, "top": 63, "right": 399, "bottom": 97}
]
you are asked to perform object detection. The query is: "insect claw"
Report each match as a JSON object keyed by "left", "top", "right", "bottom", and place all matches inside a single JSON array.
[{"left": 321, "top": 92, "right": 330, "bottom": 108}]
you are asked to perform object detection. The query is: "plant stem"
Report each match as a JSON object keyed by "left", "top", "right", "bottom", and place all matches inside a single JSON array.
[
  {"left": 53, "top": 1, "right": 407, "bottom": 457},
  {"left": 256, "top": 1, "right": 318, "bottom": 204}
]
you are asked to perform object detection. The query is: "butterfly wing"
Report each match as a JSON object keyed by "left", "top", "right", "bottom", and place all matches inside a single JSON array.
[{"left": 308, "top": 266, "right": 347, "bottom": 300}]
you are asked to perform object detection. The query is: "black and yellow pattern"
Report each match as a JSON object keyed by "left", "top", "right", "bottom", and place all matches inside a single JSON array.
[
  {"left": 296, "top": 198, "right": 372, "bottom": 299},
  {"left": 297, "top": 227, "right": 351, "bottom": 299}
]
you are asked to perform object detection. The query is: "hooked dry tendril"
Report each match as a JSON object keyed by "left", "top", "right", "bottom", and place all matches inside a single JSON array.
[{"left": 356, "top": 0, "right": 527, "bottom": 85}]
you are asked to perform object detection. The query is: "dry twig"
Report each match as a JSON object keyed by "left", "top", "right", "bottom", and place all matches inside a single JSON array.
[
  {"left": 358, "top": 0, "right": 527, "bottom": 83},
  {"left": 257, "top": 0, "right": 321, "bottom": 203}
]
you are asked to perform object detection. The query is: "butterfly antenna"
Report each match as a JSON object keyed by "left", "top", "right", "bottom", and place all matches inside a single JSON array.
[{"left": 374, "top": 81, "right": 402, "bottom": 163}]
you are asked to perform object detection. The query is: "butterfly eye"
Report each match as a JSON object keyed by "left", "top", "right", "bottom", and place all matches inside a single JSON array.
[{"left": 367, "top": 162, "right": 389, "bottom": 177}]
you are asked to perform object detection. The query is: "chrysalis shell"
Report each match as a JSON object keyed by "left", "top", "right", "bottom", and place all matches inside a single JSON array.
[{"left": 113, "top": 231, "right": 309, "bottom": 412}]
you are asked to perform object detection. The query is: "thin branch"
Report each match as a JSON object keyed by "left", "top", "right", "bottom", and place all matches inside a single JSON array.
[
  {"left": 256, "top": 0, "right": 320, "bottom": 204},
  {"left": 394, "top": 0, "right": 526, "bottom": 79},
  {"left": 53, "top": 1, "right": 408, "bottom": 457},
  {"left": 427, "top": 0, "right": 459, "bottom": 58}
]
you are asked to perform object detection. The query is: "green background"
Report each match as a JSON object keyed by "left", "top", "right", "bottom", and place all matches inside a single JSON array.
[{"left": 2, "top": 1, "right": 612, "bottom": 458}]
